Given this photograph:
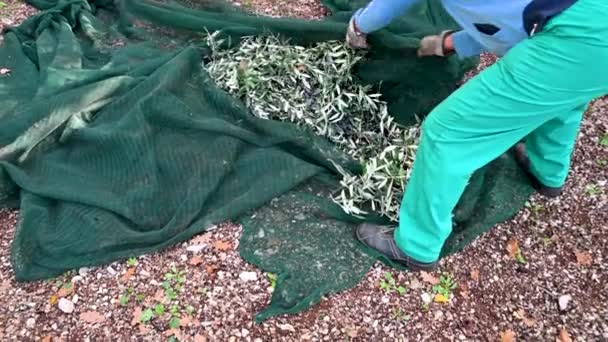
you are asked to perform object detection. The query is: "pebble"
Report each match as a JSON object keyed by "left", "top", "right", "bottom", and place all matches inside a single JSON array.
[
  {"left": 78, "top": 267, "right": 90, "bottom": 277},
  {"left": 26, "top": 318, "right": 35, "bottom": 329},
  {"left": 58, "top": 298, "right": 75, "bottom": 314},
  {"left": 72, "top": 295, "right": 79, "bottom": 304},
  {"left": 239, "top": 272, "right": 258, "bottom": 282},
  {"left": 180, "top": 254, "right": 188, "bottom": 262},
  {"left": 71, "top": 276, "right": 83, "bottom": 283},
  {"left": 241, "top": 329, "right": 249, "bottom": 337},
  {"left": 278, "top": 323, "right": 296, "bottom": 332},
  {"left": 140, "top": 270, "right": 151, "bottom": 277},
  {"left": 106, "top": 266, "right": 117, "bottom": 276},
  {"left": 421, "top": 293, "right": 432, "bottom": 304},
  {"left": 186, "top": 244, "right": 206, "bottom": 253},
  {"left": 559, "top": 294, "right": 572, "bottom": 312}
]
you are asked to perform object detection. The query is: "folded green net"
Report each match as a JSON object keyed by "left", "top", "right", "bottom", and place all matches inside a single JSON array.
[{"left": 0, "top": 0, "right": 533, "bottom": 322}]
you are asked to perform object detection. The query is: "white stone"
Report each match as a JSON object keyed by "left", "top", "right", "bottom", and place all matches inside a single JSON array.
[
  {"left": 186, "top": 244, "right": 206, "bottom": 253},
  {"left": 559, "top": 294, "right": 572, "bottom": 311},
  {"left": 58, "top": 298, "right": 75, "bottom": 313},
  {"left": 106, "top": 266, "right": 117, "bottom": 276},
  {"left": 278, "top": 324, "right": 296, "bottom": 332},
  {"left": 239, "top": 271, "right": 258, "bottom": 282},
  {"left": 421, "top": 293, "right": 432, "bottom": 304},
  {"left": 26, "top": 318, "right": 35, "bottom": 328},
  {"left": 78, "top": 267, "right": 90, "bottom": 277}
]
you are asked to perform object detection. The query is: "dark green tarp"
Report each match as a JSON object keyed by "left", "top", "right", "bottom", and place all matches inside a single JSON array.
[{"left": 0, "top": 0, "right": 533, "bottom": 321}]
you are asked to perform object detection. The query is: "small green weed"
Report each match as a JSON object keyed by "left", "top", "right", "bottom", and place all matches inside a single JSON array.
[
  {"left": 597, "top": 159, "right": 608, "bottom": 167},
  {"left": 392, "top": 307, "right": 410, "bottom": 322},
  {"left": 585, "top": 184, "right": 602, "bottom": 197},
  {"left": 139, "top": 265, "right": 190, "bottom": 330},
  {"left": 185, "top": 305, "right": 195, "bottom": 315},
  {"left": 154, "top": 303, "right": 165, "bottom": 315},
  {"left": 525, "top": 201, "right": 544, "bottom": 217},
  {"left": 515, "top": 251, "right": 527, "bottom": 264},
  {"left": 266, "top": 273, "right": 277, "bottom": 289},
  {"left": 431, "top": 273, "right": 457, "bottom": 298},
  {"left": 141, "top": 309, "right": 154, "bottom": 323},
  {"left": 127, "top": 257, "right": 137, "bottom": 267},
  {"left": 119, "top": 294, "right": 129, "bottom": 306},
  {"left": 379, "top": 272, "right": 407, "bottom": 295},
  {"left": 0, "top": 2, "right": 7, "bottom": 9},
  {"left": 135, "top": 293, "right": 145, "bottom": 302},
  {"left": 169, "top": 317, "right": 180, "bottom": 329},
  {"left": 599, "top": 133, "right": 608, "bottom": 147},
  {"left": 541, "top": 237, "right": 552, "bottom": 247}
]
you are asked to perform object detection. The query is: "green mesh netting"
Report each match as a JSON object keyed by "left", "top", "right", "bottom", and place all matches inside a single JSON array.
[{"left": 0, "top": 0, "right": 534, "bottom": 322}]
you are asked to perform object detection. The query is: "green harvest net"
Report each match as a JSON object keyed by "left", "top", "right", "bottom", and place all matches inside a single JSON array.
[{"left": 0, "top": 0, "right": 534, "bottom": 321}]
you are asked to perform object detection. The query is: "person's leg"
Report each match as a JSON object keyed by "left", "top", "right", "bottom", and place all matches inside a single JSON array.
[
  {"left": 525, "top": 104, "right": 586, "bottom": 188},
  {"left": 359, "top": 0, "right": 608, "bottom": 264}
]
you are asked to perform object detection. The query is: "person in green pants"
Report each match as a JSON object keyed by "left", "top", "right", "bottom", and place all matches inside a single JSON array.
[{"left": 347, "top": 0, "right": 608, "bottom": 271}]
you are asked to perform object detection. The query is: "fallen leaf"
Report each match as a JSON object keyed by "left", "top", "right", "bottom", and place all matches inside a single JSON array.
[
  {"left": 513, "top": 309, "right": 536, "bottom": 327},
  {"left": 41, "top": 336, "right": 52, "bottom": 342},
  {"left": 433, "top": 294, "right": 449, "bottom": 303},
  {"left": 344, "top": 325, "right": 359, "bottom": 338},
  {"left": 0, "top": 280, "right": 11, "bottom": 292},
  {"left": 180, "top": 315, "right": 192, "bottom": 326},
  {"left": 408, "top": 278, "right": 423, "bottom": 290},
  {"left": 194, "top": 335, "right": 208, "bottom": 342},
  {"left": 80, "top": 311, "right": 105, "bottom": 324},
  {"left": 121, "top": 268, "right": 136, "bottom": 282},
  {"left": 164, "top": 328, "right": 184, "bottom": 341},
  {"left": 191, "top": 233, "right": 212, "bottom": 246},
  {"left": 557, "top": 328, "right": 572, "bottom": 342},
  {"left": 139, "top": 324, "right": 152, "bottom": 334},
  {"left": 49, "top": 295, "right": 58, "bottom": 305},
  {"left": 459, "top": 283, "right": 470, "bottom": 299},
  {"left": 0, "top": 68, "right": 10, "bottom": 75},
  {"left": 420, "top": 271, "right": 440, "bottom": 285},
  {"left": 523, "top": 317, "right": 536, "bottom": 327},
  {"left": 470, "top": 269, "right": 480, "bottom": 281},
  {"left": 189, "top": 255, "right": 203, "bottom": 266},
  {"left": 131, "top": 307, "right": 143, "bottom": 326},
  {"left": 153, "top": 289, "right": 165, "bottom": 302},
  {"left": 212, "top": 240, "right": 232, "bottom": 251},
  {"left": 506, "top": 239, "right": 520, "bottom": 258},
  {"left": 206, "top": 264, "right": 219, "bottom": 277},
  {"left": 500, "top": 329, "right": 516, "bottom": 342},
  {"left": 574, "top": 251, "right": 592, "bottom": 266},
  {"left": 55, "top": 284, "right": 75, "bottom": 298}
]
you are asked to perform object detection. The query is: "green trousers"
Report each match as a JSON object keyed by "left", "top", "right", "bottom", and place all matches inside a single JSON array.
[{"left": 396, "top": 0, "right": 608, "bottom": 263}]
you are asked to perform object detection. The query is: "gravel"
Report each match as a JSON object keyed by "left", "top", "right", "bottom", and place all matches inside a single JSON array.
[{"left": 1, "top": 1, "right": 607, "bottom": 341}]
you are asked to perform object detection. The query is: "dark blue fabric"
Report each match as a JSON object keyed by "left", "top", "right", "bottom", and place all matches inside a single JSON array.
[{"left": 523, "top": 0, "right": 578, "bottom": 35}]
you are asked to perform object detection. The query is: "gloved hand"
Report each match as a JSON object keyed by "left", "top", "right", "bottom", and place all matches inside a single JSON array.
[
  {"left": 346, "top": 16, "right": 369, "bottom": 49},
  {"left": 417, "top": 30, "right": 454, "bottom": 57}
]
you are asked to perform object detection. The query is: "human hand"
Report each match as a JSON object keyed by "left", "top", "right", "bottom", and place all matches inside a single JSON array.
[{"left": 417, "top": 30, "right": 454, "bottom": 57}]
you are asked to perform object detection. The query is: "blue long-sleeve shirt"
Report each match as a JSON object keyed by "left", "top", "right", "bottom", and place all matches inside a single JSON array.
[{"left": 354, "top": 0, "right": 533, "bottom": 58}]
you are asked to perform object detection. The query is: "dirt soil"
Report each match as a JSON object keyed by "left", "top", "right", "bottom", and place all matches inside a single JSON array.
[{"left": 1, "top": 0, "right": 607, "bottom": 341}]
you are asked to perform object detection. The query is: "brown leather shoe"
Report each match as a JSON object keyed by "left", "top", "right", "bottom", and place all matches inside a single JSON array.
[
  {"left": 356, "top": 223, "right": 437, "bottom": 271},
  {"left": 512, "top": 143, "right": 563, "bottom": 198}
]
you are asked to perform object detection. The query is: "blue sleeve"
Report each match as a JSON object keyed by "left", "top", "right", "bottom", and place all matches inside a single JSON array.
[
  {"left": 354, "top": 0, "right": 419, "bottom": 34},
  {"left": 451, "top": 30, "right": 486, "bottom": 58}
]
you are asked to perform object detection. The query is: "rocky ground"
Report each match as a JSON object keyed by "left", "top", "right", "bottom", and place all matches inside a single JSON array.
[{"left": 1, "top": 0, "right": 607, "bottom": 341}]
